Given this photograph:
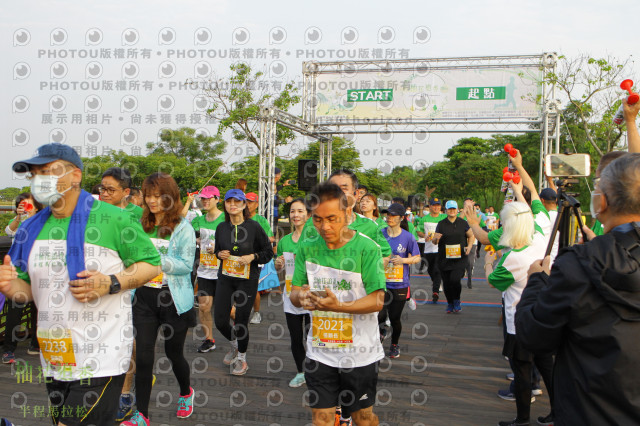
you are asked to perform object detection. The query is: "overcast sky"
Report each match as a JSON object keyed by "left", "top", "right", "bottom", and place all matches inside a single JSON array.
[{"left": 1, "top": 0, "right": 637, "bottom": 190}]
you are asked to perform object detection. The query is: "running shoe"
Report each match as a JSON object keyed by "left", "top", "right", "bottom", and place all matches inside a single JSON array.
[
  {"left": 506, "top": 373, "right": 514, "bottom": 381},
  {"left": 497, "top": 389, "right": 535, "bottom": 403},
  {"left": 115, "top": 393, "right": 135, "bottom": 422},
  {"left": 536, "top": 413, "right": 554, "bottom": 426},
  {"left": 446, "top": 304, "right": 454, "bottom": 314},
  {"left": 250, "top": 311, "right": 262, "bottom": 324},
  {"left": 407, "top": 297, "right": 417, "bottom": 310},
  {"left": 531, "top": 385, "right": 543, "bottom": 396},
  {"left": 197, "top": 339, "right": 216, "bottom": 353},
  {"left": 2, "top": 352, "right": 15, "bottom": 364},
  {"left": 120, "top": 411, "right": 149, "bottom": 426},
  {"left": 176, "top": 387, "right": 195, "bottom": 418},
  {"left": 388, "top": 344, "right": 400, "bottom": 359},
  {"left": 432, "top": 292, "right": 439, "bottom": 303},
  {"left": 223, "top": 348, "right": 238, "bottom": 366},
  {"left": 467, "top": 280, "right": 473, "bottom": 289},
  {"left": 27, "top": 344, "right": 40, "bottom": 355},
  {"left": 453, "top": 299, "right": 462, "bottom": 312},
  {"left": 289, "top": 372, "right": 306, "bottom": 388},
  {"left": 231, "top": 359, "right": 249, "bottom": 375}
]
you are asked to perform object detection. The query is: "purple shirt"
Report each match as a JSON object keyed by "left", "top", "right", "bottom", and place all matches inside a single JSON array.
[{"left": 382, "top": 228, "right": 420, "bottom": 289}]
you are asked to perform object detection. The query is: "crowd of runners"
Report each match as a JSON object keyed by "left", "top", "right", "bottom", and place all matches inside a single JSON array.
[{"left": 0, "top": 100, "right": 640, "bottom": 426}]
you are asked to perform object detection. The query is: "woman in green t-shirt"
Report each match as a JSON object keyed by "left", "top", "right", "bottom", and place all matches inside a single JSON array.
[
  {"left": 360, "top": 193, "right": 386, "bottom": 228},
  {"left": 275, "top": 198, "right": 311, "bottom": 388}
]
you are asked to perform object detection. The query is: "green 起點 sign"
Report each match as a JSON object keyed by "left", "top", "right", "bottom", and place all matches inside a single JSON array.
[
  {"left": 347, "top": 89, "right": 393, "bottom": 102},
  {"left": 456, "top": 87, "right": 506, "bottom": 100}
]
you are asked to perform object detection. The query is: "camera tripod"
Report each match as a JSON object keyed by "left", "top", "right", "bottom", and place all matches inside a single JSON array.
[{"left": 545, "top": 179, "right": 588, "bottom": 256}]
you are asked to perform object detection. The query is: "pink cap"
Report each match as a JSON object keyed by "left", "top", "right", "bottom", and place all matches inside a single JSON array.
[{"left": 199, "top": 186, "right": 220, "bottom": 198}]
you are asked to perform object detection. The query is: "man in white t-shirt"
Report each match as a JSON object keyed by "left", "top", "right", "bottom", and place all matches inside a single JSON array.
[{"left": 0, "top": 144, "right": 161, "bottom": 425}]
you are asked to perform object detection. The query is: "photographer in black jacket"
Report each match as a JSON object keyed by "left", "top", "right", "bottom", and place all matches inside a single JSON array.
[{"left": 516, "top": 153, "right": 640, "bottom": 425}]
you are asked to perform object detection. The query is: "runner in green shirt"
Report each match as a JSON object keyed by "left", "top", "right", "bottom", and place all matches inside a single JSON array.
[
  {"left": 99, "top": 167, "right": 143, "bottom": 222},
  {"left": 274, "top": 198, "right": 311, "bottom": 388},
  {"left": 290, "top": 182, "right": 386, "bottom": 426},
  {"left": 2, "top": 144, "right": 161, "bottom": 426},
  {"left": 191, "top": 186, "right": 224, "bottom": 354},
  {"left": 415, "top": 198, "right": 447, "bottom": 302}
]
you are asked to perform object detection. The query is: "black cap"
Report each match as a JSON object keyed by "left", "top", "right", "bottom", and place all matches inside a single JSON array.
[
  {"left": 274, "top": 167, "right": 281, "bottom": 175},
  {"left": 429, "top": 198, "right": 441, "bottom": 205},
  {"left": 539, "top": 188, "right": 557, "bottom": 201},
  {"left": 387, "top": 203, "right": 406, "bottom": 217},
  {"left": 12, "top": 143, "right": 83, "bottom": 173}
]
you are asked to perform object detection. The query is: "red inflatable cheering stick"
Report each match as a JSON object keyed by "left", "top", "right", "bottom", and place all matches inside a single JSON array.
[{"left": 613, "top": 79, "right": 639, "bottom": 125}]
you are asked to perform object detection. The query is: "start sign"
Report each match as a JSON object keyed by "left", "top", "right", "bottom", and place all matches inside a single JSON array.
[{"left": 347, "top": 89, "right": 393, "bottom": 102}]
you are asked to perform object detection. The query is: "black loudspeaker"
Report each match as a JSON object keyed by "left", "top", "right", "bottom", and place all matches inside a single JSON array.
[{"left": 298, "top": 159, "right": 319, "bottom": 191}]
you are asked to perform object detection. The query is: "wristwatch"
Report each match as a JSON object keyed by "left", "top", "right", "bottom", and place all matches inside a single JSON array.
[{"left": 108, "top": 274, "right": 122, "bottom": 294}]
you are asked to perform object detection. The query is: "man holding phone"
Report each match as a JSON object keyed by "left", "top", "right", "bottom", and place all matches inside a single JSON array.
[{"left": 290, "top": 182, "right": 386, "bottom": 426}]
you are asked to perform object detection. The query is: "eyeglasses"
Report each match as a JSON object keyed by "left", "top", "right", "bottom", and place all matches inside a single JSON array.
[{"left": 97, "top": 185, "right": 121, "bottom": 195}]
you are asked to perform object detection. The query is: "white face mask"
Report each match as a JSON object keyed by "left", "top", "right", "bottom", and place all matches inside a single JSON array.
[{"left": 31, "top": 171, "right": 73, "bottom": 206}]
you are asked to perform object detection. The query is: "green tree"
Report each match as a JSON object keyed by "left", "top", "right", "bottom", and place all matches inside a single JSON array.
[
  {"left": 0, "top": 187, "right": 24, "bottom": 203},
  {"left": 543, "top": 54, "right": 633, "bottom": 156},
  {"left": 146, "top": 127, "right": 226, "bottom": 163},
  {"left": 203, "top": 63, "right": 301, "bottom": 149}
]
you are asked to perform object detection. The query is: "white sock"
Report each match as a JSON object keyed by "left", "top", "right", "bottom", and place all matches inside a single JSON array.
[
  {"left": 230, "top": 339, "right": 238, "bottom": 350},
  {"left": 237, "top": 351, "right": 246, "bottom": 362}
]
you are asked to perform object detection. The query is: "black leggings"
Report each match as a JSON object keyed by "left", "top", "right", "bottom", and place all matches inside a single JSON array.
[
  {"left": 133, "top": 287, "right": 191, "bottom": 418},
  {"left": 214, "top": 276, "right": 258, "bottom": 353},
  {"left": 3, "top": 300, "right": 38, "bottom": 352},
  {"left": 378, "top": 288, "right": 408, "bottom": 345},
  {"left": 285, "top": 312, "right": 310, "bottom": 373},
  {"left": 441, "top": 268, "right": 465, "bottom": 304},
  {"left": 424, "top": 253, "right": 442, "bottom": 293}
]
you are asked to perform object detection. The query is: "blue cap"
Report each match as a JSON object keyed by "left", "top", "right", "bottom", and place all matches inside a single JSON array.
[
  {"left": 224, "top": 189, "right": 246, "bottom": 201},
  {"left": 445, "top": 200, "right": 458, "bottom": 210},
  {"left": 12, "top": 143, "right": 84, "bottom": 173}
]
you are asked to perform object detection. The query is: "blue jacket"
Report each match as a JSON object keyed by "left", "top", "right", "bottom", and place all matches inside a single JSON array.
[{"left": 134, "top": 218, "right": 196, "bottom": 315}]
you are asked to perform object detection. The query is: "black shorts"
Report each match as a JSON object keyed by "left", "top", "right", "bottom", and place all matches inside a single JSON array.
[
  {"left": 47, "top": 374, "right": 125, "bottom": 425},
  {"left": 133, "top": 286, "right": 197, "bottom": 329},
  {"left": 304, "top": 358, "right": 379, "bottom": 417},
  {"left": 196, "top": 277, "right": 217, "bottom": 297}
]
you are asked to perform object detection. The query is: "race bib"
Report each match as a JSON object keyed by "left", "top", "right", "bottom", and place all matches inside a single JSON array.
[
  {"left": 200, "top": 252, "right": 218, "bottom": 269},
  {"left": 145, "top": 272, "right": 165, "bottom": 288},
  {"left": 38, "top": 328, "right": 76, "bottom": 366},
  {"left": 312, "top": 311, "right": 353, "bottom": 349},
  {"left": 446, "top": 244, "right": 462, "bottom": 259},
  {"left": 385, "top": 263, "right": 404, "bottom": 282},
  {"left": 283, "top": 252, "right": 295, "bottom": 294},
  {"left": 222, "top": 255, "right": 250, "bottom": 279}
]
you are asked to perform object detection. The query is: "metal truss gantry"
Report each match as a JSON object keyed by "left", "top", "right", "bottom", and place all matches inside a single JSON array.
[
  {"left": 257, "top": 53, "right": 561, "bottom": 222},
  {"left": 257, "top": 107, "right": 331, "bottom": 225}
]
